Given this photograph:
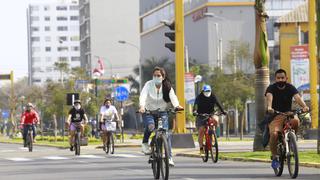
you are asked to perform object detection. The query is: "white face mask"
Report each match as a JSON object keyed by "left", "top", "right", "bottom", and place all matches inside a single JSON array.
[
  {"left": 75, "top": 104, "right": 81, "bottom": 110},
  {"left": 153, "top": 76, "right": 162, "bottom": 85},
  {"left": 203, "top": 91, "right": 211, "bottom": 97}
]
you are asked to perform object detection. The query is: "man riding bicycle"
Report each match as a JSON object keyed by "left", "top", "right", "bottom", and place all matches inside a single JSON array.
[
  {"left": 265, "top": 69, "right": 309, "bottom": 169},
  {"left": 138, "top": 66, "right": 183, "bottom": 166},
  {"left": 99, "top": 98, "right": 119, "bottom": 151},
  {"left": 20, "top": 103, "right": 40, "bottom": 146},
  {"left": 66, "top": 100, "right": 88, "bottom": 151},
  {"left": 193, "top": 85, "right": 226, "bottom": 156}
]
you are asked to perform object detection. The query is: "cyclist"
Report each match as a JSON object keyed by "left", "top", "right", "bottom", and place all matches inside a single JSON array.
[
  {"left": 99, "top": 98, "right": 119, "bottom": 151},
  {"left": 265, "top": 69, "right": 309, "bottom": 169},
  {"left": 138, "top": 66, "right": 183, "bottom": 166},
  {"left": 66, "top": 100, "right": 88, "bottom": 151},
  {"left": 193, "top": 85, "right": 226, "bottom": 156},
  {"left": 20, "top": 103, "right": 40, "bottom": 146}
]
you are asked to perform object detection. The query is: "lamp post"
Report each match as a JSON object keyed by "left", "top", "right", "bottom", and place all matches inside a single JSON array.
[
  {"left": 204, "top": 12, "right": 224, "bottom": 70},
  {"left": 92, "top": 74, "right": 99, "bottom": 134},
  {"left": 118, "top": 40, "right": 142, "bottom": 93}
]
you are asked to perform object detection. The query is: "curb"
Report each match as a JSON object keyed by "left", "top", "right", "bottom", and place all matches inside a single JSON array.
[{"left": 175, "top": 153, "right": 320, "bottom": 169}]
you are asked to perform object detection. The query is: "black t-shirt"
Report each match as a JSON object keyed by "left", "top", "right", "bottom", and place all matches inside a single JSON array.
[
  {"left": 194, "top": 93, "right": 224, "bottom": 114},
  {"left": 265, "top": 83, "right": 299, "bottom": 112},
  {"left": 69, "top": 108, "right": 85, "bottom": 123}
]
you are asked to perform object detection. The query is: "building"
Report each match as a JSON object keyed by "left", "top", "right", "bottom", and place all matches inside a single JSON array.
[
  {"left": 140, "top": 0, "right": 256, "bottom": 74},
  {"left": 27, "top": 0, "right": 81, "bottom": 86},
  {"left": 79, "top": 0, "right": 140, "bottom": 78}
]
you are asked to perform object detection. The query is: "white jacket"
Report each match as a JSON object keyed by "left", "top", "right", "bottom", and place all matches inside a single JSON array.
[{"left": 139, "top": 80, "right": 180, "bottom": 111}]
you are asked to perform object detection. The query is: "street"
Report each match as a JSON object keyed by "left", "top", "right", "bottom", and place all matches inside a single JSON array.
[{"left": 0, "top": 143, "right": 319, "bottom": 180}]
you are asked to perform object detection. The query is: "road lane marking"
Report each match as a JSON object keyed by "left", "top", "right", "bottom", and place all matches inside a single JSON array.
[
  {"left": 77, "top": 155, "right": 104, "bottom": 159},
  {"left": 42, "top": 156, "right": 69, "bottom": 160},
  {"left": 0, "top": 150, "right": 16, "bottom": 153},
  {"left": 6, "top": 158, "right": 32, "bottom": 161},
  {"left": 110, "top": 154, "right": 141, "bottom": 158}
]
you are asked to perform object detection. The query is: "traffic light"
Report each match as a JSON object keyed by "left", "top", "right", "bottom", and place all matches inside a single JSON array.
[
  {"left": 164, "top": 21, "right": 175, "bottom": 52},
  {"left": 110, "top": 79, "right": 128, "bottom": 84}
]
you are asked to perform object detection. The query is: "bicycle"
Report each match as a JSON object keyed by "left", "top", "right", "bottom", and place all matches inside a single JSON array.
[
  {"left": 24, "top": 124, "right": 34, "bottom": 152},
  {"left": 194, "top": 111, "right": 223, "bottom": 163},
  {"left": 272, "top": 109, "right": 307, "bottom": 179},
  {"left": 73, "top": 122, "right": 82, "bottom": 156},
  {"left": 138, "top": 108, "right": 181, "bottom": 180},
  {"left": 103, "top": 120, "right": 116, "bottom": 154}
]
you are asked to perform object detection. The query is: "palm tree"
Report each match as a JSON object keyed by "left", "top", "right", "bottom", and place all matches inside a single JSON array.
[
  {"left": 54, "top": 60, "right": 69, "bottom": 86},
  {"left": 253, "top": 0, "right": 270, "bottom": 151}
]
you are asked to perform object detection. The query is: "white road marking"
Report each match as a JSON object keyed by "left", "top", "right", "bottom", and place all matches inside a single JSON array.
[
  {"left": 6, "top": 158, "right": 32, "bottom": 162},
  {"left": 0, "top": 150, "right": 16, "bottom": 153},
  {"left": 42, "top": 156, "right": 69, "bottom": 160},
  {"left": 77, "top": 155, "right": 104, "bottom": 159},
  {"left": 110, "top": 154, "right": 141, "bottom": 158}
]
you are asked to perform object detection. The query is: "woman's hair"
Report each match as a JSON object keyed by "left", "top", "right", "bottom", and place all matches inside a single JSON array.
[{"left": 153, "top": 66, "right": 171, "bottom": 103}]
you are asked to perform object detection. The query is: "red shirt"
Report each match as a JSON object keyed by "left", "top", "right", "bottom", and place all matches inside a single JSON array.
[{"left": 21, "top": 110, "right": 39, "bottom": 125}]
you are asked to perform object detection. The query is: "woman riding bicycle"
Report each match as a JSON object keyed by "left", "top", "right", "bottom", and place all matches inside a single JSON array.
[
  {"left": 66, "top": 100, "right": 88, "bottom": 151},
  {"left": 138, "top": 66, "right": 183, "bottom": 166},
  {"left": 20, "top": 102, "right": 40, "bottom": 146},
  {"left": 99, "top": 98, "right": 119, "bottom": 151},
  {"left": 193, "top": 85, "right": 226, "bottom": 156},
  {"left": 265, "top": 69, "right": 309, "bottom": 169}
]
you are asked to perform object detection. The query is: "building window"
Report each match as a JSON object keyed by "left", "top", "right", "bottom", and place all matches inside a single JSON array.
[
  {"left": 32, "top": 79, "right": 41, "bottom": 83},
  {"left": 59, "top": 57, "right": 68, "bottom": 61},
  {"left": 57, "top": 16, "right": 68, "bottom": 21},
  {"left": 57, "top": 47, "right": 68, "bottom": 51},
  {"left": 301, "top": 31, "right": 309, "bottom": 44},
  {"left": 71, "top": 46, "right": 79, "bottom": 51},
  {"left": 31, "top": 37, "right": 40, "bottom": 42},
  {"left": 45, "top": 47, "right": 51, "bottom": 52},
  {"left": 45, "top": 36, "right": 51, "bottom": 42},
  {"left": 56, "top": 6, "right": 67, "bottom": 10},
  {"left": 44, "top": 6, "right": 50, "bottom": 11},
  {"left": 45, "top": 26, "right": 50, "bottom": 31},
  {"left": 70, "top": 16, "right": 79, "bottom": 21},
  {"left": 31, "top": 16, "right": 39, "bottom": 22},
  {"left": 58, "top": 36, "right": 67, "bottom": 42},
  {"left": 45, "top": 57, "right": 52, "bottom": 62},
  {"left": 70, "top": 25, "right": 79, "bottom": 31},
  {"left": 57, "top": 26, "right": 68, "bottom": 31},
  {"left": 31, "top": 26, "right": 39, "bottom": 31},
  {"left": 44, "top": 16, "right": 50, "bottom": 21},
  {"left": 70, "top": 5, "right": 79, "bottom": 10},
  {"left": 32, "top": 57, "right": 41, "bottom": 62},
  {"left": 46, "top": 67, "right": 53, "bottom": 72},
  {"left": 30, "top": 6, "right": 39, "bottom": 11},
  {"left": 71, "top": 57, "right": 80, "bottom": 61},
  {"left": 70, "top": 36, "right": 79, "bottom": 41},
  {"left": 32, "top": 47, "right": 40, "bottom": 52}
]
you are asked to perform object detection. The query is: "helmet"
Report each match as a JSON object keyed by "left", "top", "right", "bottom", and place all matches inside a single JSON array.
[
  {"left": 74, "top": 99, "right": 81, "bottom": 105},
  {"left": 202, "top": 85, "right": 211, "bottom": 92},
  {"left": 26, "top": 102, "right": 34, "bottom": 108}
]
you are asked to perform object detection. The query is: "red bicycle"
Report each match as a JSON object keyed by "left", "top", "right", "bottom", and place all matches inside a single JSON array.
[{"left": 195, "top": 111, "right": 224, "bottom": 163}]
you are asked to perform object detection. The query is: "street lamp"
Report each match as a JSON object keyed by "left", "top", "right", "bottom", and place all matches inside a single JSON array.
[
  {"left": 92, "top": 73, "right": 99, "bottom": 133},
  {"left": 118, "top": 40, "right": 142, "bottom": 93},
  {"left": 204, "top": 12, "right": 224, "bottom": 70}
]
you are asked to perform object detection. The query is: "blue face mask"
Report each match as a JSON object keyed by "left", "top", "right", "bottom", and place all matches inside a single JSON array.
[{"left": 153, "top": 76, "right": 162, "bottom": 85}]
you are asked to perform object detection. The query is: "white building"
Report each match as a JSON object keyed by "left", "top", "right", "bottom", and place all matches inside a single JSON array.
[
  {"left": 27, "top": 0, "right": 80, "bottom": 86},
  {"left": 79, "top": 0, "right": 140, "bottom": 78}
]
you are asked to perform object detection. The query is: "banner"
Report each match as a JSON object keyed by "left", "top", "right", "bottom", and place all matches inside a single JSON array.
[
  {"left": 290, "top": 45, "right": 309, "bottom": 88},
  {"left": 185, "top": 73, "right": 195, "bottom": 104}
]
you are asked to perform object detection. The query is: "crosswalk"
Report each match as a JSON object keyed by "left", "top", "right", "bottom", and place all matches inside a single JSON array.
[{"left": 2, "top": 153, "right": 143, "bottom": 162}]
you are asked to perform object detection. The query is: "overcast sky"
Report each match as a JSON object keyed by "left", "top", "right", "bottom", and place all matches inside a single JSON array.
[{"left": 0, "top": 0, "right": 57, "bottom": 82}]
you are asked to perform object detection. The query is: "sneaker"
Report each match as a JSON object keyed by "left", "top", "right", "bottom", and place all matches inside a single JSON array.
[
  {"left": 142, "top": 143, "right": 151, "bottom": 155},
  {"left": 168, "top": 158, "right": 175, "bottom": 167},
  {"left": 69, "top": 145, "right": 74, "bottom": 151},
  {"left": 33, "top": 139, "right": 37, "bottom": 143},
  {"left": 271, "top": 159, "right": 280, "bottom": 169},
  {"left": 199, "top": 147, "right": 205, "bottom": 156}
]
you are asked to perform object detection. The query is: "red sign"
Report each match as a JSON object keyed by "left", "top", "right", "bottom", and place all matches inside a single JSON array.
[
  {"left": 192, "top": 7, "right": 208, "bottom": 22},
  {"left": 290, "top": 45, "right": 309, "bottom": 59}
]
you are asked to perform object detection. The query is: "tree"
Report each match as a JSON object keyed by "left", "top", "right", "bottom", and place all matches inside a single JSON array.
[
  {"left": 253, "top": 0, "right": 270, "bottom": 151},
  {"left": 54, "top": 60, "right": 69, "bottom": 86}
]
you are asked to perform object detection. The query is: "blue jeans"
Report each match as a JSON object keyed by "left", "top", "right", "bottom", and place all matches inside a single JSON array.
[
  {"left": 167, "top": 130, "right": 173, "bottom": 158},
  {"left": 142, "top": 112, "right": 168, "bottom": 144},
  {"left": 23, "top": 124, "right": 36, "bottom": 141}
]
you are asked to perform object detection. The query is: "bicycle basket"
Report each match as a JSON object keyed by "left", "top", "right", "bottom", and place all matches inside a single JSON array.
[{"left": 105, "top": 121, "right": 116, "bottom": 132}]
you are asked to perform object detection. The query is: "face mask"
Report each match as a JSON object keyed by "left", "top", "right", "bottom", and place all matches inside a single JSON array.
[
  {"left": 105, "top": 105, "right": 110, "bottom": 108},
  {"left": 276, "top": 81, "right": 286, "bottom": 89},
  {"left": 203, "top": 91, "right": 211, "bottom": 97},
  {"left": 75, "top": 105, "right": 81, "bottom": 110},
  {"left": 153, "top": 76, "right": 162, "bottom": 85}
]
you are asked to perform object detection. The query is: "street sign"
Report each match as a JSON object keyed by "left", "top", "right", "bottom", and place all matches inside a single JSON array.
[
  {"left": 1, "top": 110, "right": 10, "bottom": 119},
  {"left": 0, "top": 74, "right": 11, "bottom": 80},
  {"left": 66, "top": 93, "right": 79, "bottom": 105},
  {"left": 115, "top": 86, "right": 129, "bottom": 101}
]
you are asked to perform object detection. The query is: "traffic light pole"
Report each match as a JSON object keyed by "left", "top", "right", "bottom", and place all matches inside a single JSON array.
[{"left": 175, "top": 0, "right": 186, "bottom": 133}]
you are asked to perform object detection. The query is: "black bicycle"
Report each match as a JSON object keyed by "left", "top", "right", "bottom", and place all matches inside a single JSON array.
[
  {"left": 272, "top": 109, "right": 308, "bottom": 179},
  {"left": 74, "top": 123, "right": 82, "bottom": 156},
  {"left": 139, "top": 108, "right": 182, "bottom": 180},
  {"left": 24, "top": 124, "right": 34, "bottom": 152}
]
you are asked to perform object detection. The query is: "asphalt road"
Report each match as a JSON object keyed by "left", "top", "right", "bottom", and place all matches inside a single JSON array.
[{"left": 0, "top": 143, "right": 319, "bottom": 180}]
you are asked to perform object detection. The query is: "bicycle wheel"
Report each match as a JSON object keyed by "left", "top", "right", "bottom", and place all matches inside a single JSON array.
[
  {"left": 150, "top": 137, "right": 160, "bottom": 179},
  {"left": 75, "top": 132, "right": 81, "bottom": 156},
  {"left": 202, "top": 134, "right": 209, "bottom": 162},
  {"left": 27, "top": 132, "right": 33, "bottom": 152},
  {"left": 107, "top": 132, "right": 115, "bottom": 154},
  {"left": 210, "top": 130, "right": 218, "bottom": 163},
  {"left": 287, "top": 132, "right": 299, "bottom": 179},
  {"left": 158, "top": 135, "right": 169, "bottom": 180},
  {"left": 273, "top": 134, "right": 285, "bottom": 177}
]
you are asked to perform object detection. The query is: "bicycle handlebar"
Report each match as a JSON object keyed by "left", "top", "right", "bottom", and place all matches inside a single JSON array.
[
  {"left": 136, "top": 108, "right": 184, "bottom": 114},
  {"left": 194, "top": 111, "right": 225, "bottom": 117},
  {"left": 273, "top": 109, "right": 309, "bottom": 116}
]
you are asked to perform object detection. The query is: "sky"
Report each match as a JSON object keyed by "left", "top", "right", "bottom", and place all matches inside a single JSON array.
[{"left": 0, "top": 0, "right": 57, "bottom": 81}]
